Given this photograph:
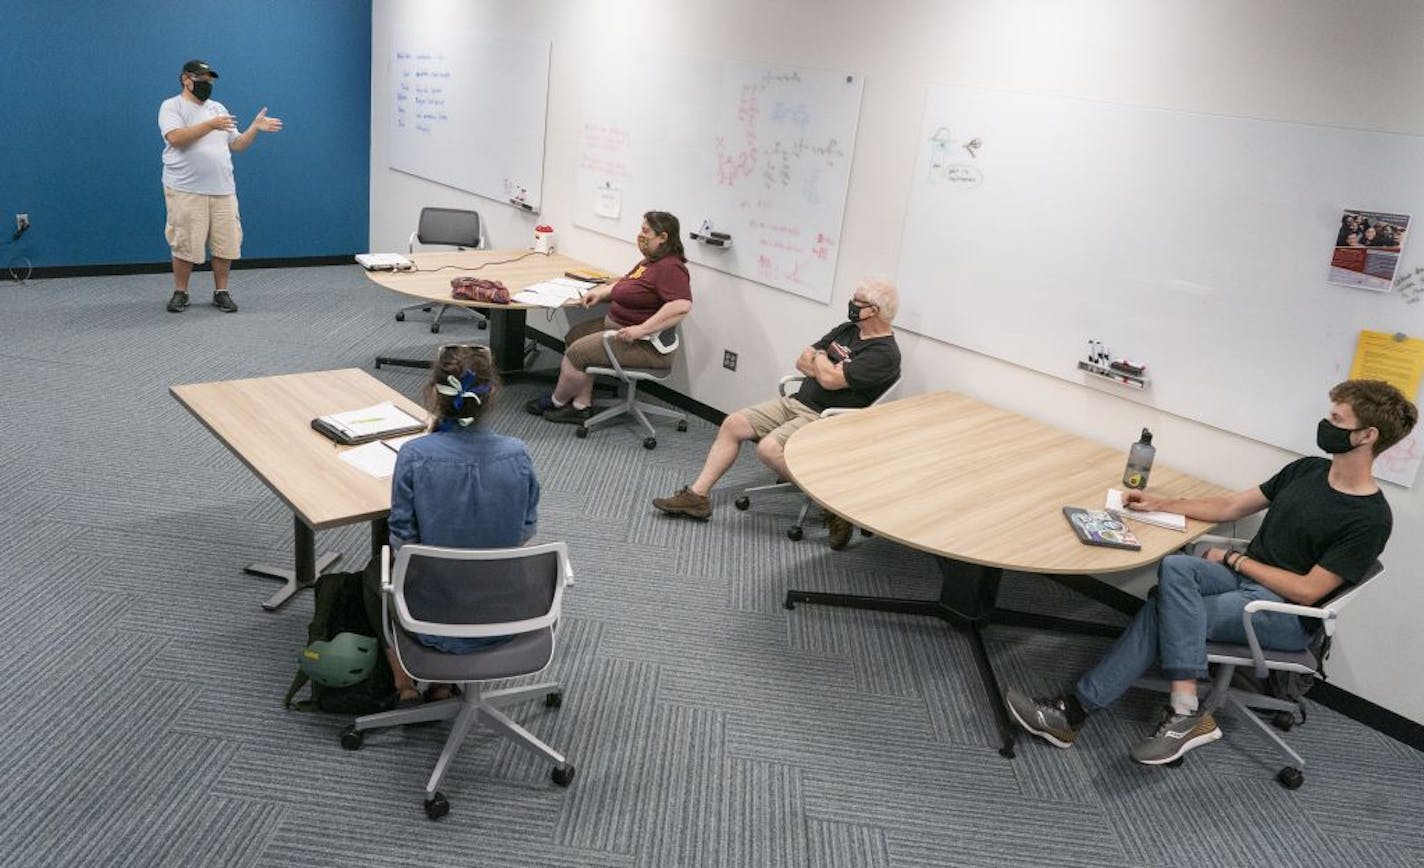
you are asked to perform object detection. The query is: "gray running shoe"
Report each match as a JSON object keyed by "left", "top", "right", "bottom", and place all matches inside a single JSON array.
[
  {"left": 212, "top": 290, "right": 239, "bottom": 313},
  {"left": 166, "top": 291, "right": 190, "bottom": 313},
  {"left": 1130, "top": 707, "right": 1222, "bottom": 765},
  {"left": 1004, "top": 688, "right": 1082, "bottom": 748}
]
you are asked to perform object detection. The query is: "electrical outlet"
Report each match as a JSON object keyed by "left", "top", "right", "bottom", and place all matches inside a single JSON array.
[
  {"left": 722, "top": 350, "right": 738, "bottom": 371},
  {"left": 15, "top": 213, "right": 29, "bottom": 232}
]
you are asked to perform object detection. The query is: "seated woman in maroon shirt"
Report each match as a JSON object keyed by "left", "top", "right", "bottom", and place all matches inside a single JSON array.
[{"left": 527, "top": 210, "right": 693, "bottom": 424}]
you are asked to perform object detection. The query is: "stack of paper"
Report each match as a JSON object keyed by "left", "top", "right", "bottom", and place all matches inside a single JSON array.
[
  {"left": 1105, "top": 488, "right": 1187, "bottom": 531},
  {"left": 511, "top": 278, "right": 599, "bottom": 307},
  {"left": 316, "top": 401, "right": 424, "bottom": 443},
  {"left": 338, "top": 432, "right": 423, "bottom": 478}
]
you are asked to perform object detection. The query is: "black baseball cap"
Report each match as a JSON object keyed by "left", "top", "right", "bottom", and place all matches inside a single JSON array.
[{"left": 181, "top": 59, "right": 219, "bottom": 79}]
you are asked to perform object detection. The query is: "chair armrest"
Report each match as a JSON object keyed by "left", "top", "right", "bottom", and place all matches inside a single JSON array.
[
  {"left": 407, "top": 231, "right": 419, "bottom": 254},
  {"left": 380, "top": 545, "right": 396, "bottom": 648},
  {"left": 1238, "top": 598, "right": 1332, "bottom": 679},
  {"left": 778, "top": 374, "right": 805, "bottom": 397},
  {"left": 1186, "top": 534, "right": 1249, "bottom": 557},
  {"left": 599, "top": 330, "right": 627, "bottom": 378}
]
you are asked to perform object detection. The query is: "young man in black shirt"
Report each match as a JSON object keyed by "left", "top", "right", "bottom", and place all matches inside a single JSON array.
[
  {"left": 652, "top": 278, "right": 901, "bottom": 549},
  {"left": 1006, "top": 379, "right": 1417, "bottom": 765}
]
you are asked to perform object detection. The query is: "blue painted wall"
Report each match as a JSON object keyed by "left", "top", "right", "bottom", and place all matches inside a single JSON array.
[{"left": 0, "top": 0, "right": 371, "bottom": 268}]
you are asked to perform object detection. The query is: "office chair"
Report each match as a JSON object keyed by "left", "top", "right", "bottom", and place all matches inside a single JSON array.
[
  {"left": 395, "top": 207, "right": 488, "bottom": 334},
  {"left": 1134, "top": 535, "right": 1385, "bottom": 790},
  {"left": 734, "top": 374, "right": 902, "bottom": 540},
  {"left": 341, "top": 542, "right": 575, "bottom": 820},
  {"left": 575, "top": 326, "right": 688, "bottom": 449}
]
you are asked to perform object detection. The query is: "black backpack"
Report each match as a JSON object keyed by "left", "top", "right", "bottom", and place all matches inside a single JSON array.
[{"left": 283, "top": 568, "right": 396, "bottom": 715}]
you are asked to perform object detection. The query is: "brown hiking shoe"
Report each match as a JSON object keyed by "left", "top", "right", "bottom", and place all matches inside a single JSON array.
[
  {"left": 824, "top": 510, "right": 853, "bottom": 550},
  {"left": 653, "top": 486, "right": 711, "bottom": 520}
]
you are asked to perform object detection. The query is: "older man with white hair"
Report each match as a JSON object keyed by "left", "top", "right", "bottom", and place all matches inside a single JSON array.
[{"left": 653, "top": 277, "right": 902, "bottom": 549}]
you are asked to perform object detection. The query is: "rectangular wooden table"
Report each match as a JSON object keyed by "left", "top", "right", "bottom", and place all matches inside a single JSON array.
[
  {"left": 170, "top": 368, "right": 427, "bottom": 610},
  {"left": 364, "top": 249, "right": 606, "bottom": 378},
  {"left": 782, "top": 390, "right": 1229, "bottom": 756}
]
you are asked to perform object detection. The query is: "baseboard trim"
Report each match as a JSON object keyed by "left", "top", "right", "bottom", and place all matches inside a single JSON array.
[
  {"left": 23, "top": 255, "right": 356, "bottom": 280},
  {"left": 1043, "top": 573, "right": 1424, "bottom": 751}
]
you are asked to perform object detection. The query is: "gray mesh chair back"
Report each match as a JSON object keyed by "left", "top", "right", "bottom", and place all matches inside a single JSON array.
[
  {"left": 397, "top": 207, "right": 487, "bottom": 332},
  {"left": 350, "top": 542, "right": 576, "bottom": 818},
  {"left": 412, "top": 207, "right": 485, "bottom": 250}
]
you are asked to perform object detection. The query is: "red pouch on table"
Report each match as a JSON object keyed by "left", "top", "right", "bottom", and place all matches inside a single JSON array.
[{"left": 450, "top": 277, "right": 510, "bottom": 304}]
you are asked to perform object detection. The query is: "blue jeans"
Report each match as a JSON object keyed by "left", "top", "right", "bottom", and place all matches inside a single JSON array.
[{"left": 1074, "top": 554, "right": 1311, "bottom": 712}]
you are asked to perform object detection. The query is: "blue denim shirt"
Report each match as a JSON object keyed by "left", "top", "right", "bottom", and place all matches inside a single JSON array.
[{"left": 389, "top": 426, "right": 540, "bottom": 652}]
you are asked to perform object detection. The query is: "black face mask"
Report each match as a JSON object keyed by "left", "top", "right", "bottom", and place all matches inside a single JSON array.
[
  {"left": 190, "top": 79, "right": 213, "bottom": 102},
  {"left": 848, "top": 301, "right": 867, "bottom": 323},
  {"left": 1316, "top": 418, "right": 1365, "bottom": 454}
]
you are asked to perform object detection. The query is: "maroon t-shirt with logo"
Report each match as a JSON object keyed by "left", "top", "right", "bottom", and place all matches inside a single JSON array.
[{"left": 608, "top": 255, "right": 692, "bottom": 326}]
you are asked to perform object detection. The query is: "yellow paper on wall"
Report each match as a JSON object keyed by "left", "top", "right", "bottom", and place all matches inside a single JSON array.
[{"left": 1349, "top": 330, "right": 1424, "bottom": 398}]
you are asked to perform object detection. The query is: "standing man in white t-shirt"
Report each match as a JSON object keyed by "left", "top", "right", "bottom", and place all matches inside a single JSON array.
[{"left": 159, "top": 59, "right": 282, "bottom": 314}]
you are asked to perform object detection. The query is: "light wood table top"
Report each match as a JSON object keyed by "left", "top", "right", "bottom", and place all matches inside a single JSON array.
[
  {"left": 363, "top": 249, "right": 608, "bottom": 307},
  {"left": 170, "top": 368, "right": 427, "bottom": 529},
  {"left": 784, "top": 391, "right": 1227, "bottom": 574}
]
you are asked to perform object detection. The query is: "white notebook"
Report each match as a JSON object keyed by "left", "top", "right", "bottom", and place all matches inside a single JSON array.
[{"left": 1105, "top": 488, "right": 1187, "bottom": 531}]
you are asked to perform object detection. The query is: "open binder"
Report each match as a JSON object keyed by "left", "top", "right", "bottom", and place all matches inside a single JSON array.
[{"left": 311, "top": 401, "right": 425, "bottom": 445}]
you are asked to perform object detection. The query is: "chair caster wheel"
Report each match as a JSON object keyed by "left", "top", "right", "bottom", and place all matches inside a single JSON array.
[
  {"left": 340, "top": 726, "right": 364, "bottom": 751},
  {"left": 430, "top": 323, "right": 441, "bottom": 334},
  {"left": 545, "top": 691, "right": 563, "bottom": 708},
  {"left": 1165, "top": 757, "right": 1184, "bottom": 768},
  {"left": 575, "top": 426, "right": 589, "bottom": 439},
  {"left": 676, "top": 420, "right": 688, "bottom": 432},
  {"left": 395, "top": 312, "right": 406, "bottom": 322},
  {"left": 1271, "top": 711, "right": 1295, "bottom": 731},
  {"left": 787, "top": 526, "right": 804, "bottom": 541},
  {"left": 1277, "top": 767, "right": 1304, "bottom": 790},
  {"left": 998, "top": 746, "right": 1015, "bottom": 759},
  {"left": 552, "top": 765, "right": 576, "bottom": 787},
  {"left": 643, "top": 437, "right": 657, "bottom": 450},
  {"left": 734, "top": 496, "right": 750, "bottom": 511},
  {"left": 860, "top": 528, "right": 874, "bottom": 537},
  {"left": 479, "top": 320, "right": 488, "bottom": 330},
  {"left": 424, "top": 792, "right": 450, "bottom": 820}
]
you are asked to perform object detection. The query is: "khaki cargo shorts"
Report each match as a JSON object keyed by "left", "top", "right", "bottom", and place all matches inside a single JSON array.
[
  {"left": 740, "top": 396, "right": 821, "bottom": 446},
  {"left": 164, "top": 188, "right": 242, "bottom": 263},
  {"left": 563, "top": 316, "right": 672, "bottom": 372}
]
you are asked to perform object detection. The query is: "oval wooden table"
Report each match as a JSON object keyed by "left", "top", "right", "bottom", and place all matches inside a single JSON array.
[
  {"left": 782, "top": 390, "right": 1227, "bottom": 756},
  {"left": 364, "top": 249, "right": 607, "bottom": 379}
]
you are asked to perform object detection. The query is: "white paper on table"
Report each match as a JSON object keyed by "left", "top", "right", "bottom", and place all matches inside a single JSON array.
[
  {"left": 339, "top": 440, "right": 400, "bottom": 478},
  {"left": 323, "top": 401, "right": 423, "bottom": 440},
  {"left": 1105, "top": 488, "right": 1187, "bottom": 531},
  {"left": 511, "top": 278, "right": 596, "bottom": 307}
]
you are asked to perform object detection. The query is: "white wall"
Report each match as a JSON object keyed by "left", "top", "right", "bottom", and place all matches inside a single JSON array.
[{"left": 371, "top": 0, "right": 1424, "bottom": 725}]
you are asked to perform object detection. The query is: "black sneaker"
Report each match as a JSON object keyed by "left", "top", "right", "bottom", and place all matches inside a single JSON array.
[
  {"left": 212, "top": 290, "right": 239, "bottom": 313},
  {"left": 525, "top": 394, "right": 558, "bottom": 416},
  {"left": 1004, "top": 688, "right": 1084, "bottom": 748},
  {"left": 166, "top": 291, "right": 190, "bottom": 313},
  {"left": 1130, "top": 707, "right": 1222, "bottom": 765},
  {"left": 543, "top": 404, "right": 594, "bottom": 425}
]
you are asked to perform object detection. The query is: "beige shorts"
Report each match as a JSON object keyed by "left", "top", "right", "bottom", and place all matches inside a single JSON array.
[
  {"left": 164, "top": 188, "right": 242, "bottom": 263},
  {"left": 563, "top": 315, "right": 673, "bottom": 372},
  {"left": 740, "top": 396, "right": 821, "bottom": 446}
]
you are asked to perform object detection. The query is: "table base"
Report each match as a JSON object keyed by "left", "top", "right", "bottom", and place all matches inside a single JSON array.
[
  {"left": 246, "top": 516, "right": 388, "bottom": 611},
  {"left": 784, "top": 557, "right": 1122, "bottom": 758}
]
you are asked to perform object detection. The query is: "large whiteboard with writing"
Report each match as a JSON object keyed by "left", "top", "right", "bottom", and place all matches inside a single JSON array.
[
  {"left": 896, "top": 84, "right": 1424, "bottom": 482},
  {"left": 388, "top": 29, "right": 549, "bottom": 209},
  {"left": 574, "top": 55, "right": 863, "bottom": 302}
]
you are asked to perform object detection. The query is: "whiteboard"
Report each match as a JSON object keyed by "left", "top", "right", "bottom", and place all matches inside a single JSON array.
[
  {"left": 896, "top": 84, "right": 1424, "bottom": 479},
  {"left": 574, "top": 54, "right": 864, "bottom": 302},
  {"left": 388, "top": 29, "right": 550, "bottom": 209}
]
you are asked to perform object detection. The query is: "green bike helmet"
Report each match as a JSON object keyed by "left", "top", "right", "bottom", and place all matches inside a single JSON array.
[{"left": 300, "top": 632, "right": 377, "bottom": 688}]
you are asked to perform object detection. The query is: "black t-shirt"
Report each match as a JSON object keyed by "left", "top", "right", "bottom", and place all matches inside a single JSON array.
[
  {"left": 793, "top": 322, "right": 901, "bottom": 413},
  {"left": 1247, "top": 456, "right": 1390, "bottom": 590}
]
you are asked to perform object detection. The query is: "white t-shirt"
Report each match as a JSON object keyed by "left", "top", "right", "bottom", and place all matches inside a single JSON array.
[{"left": 159, "top": 94, "right": 240, "bottom": 195}]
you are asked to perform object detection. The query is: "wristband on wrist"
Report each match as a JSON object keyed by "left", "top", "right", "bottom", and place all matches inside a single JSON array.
[{"left": 1224, "top": 551, "right": 1239, "bottom": 571}]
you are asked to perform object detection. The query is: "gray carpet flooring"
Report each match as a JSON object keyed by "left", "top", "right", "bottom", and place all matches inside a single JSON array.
[{"left": 1, "top": 266, "right": 1422, "bottom": 867}]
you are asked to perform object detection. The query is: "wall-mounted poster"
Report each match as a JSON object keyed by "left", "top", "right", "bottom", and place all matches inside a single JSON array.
[{"left": 1329, "top": 208, "right": 1411, "bottom": 292}]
